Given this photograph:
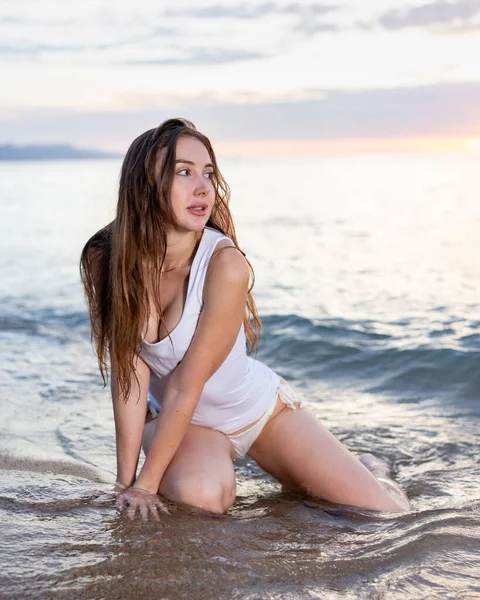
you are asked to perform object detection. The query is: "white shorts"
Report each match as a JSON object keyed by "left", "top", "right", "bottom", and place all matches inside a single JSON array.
[
  {"left": 146, "top": 382, "right": 306, "bottom": 460},
  {"left": 227, "top": 383, "right": 305, "bottom": 459}
]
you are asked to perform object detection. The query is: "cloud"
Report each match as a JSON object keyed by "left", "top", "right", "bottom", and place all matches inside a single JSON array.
[
  {"left": 0, "top": 15, "right": 73, "bottom": 25},
  {"left": 0, "top": 43, "right": 87, "bottom": 55},
  {"left": 2, "top": 82, "right": 479, "bottom": 148},
  {"left": 120, "top": 48, "right": 266, "bottom": 66},
  {"left": 0, "top": 27, "right": 179, "bottom": 57},
  {"left": 373, "top": 0, "right": 480, "bottom": 31},
  {"left": 163, "top": 2, "right": 341, "bottom": 37},
  {"left": 164, "top": 2, "right": 339, "bottom": 19},
  {"left": 197, "top": 82, "right": 480, "bottom": 140},
  {"left": 95, "top": 28, "right": 179, "bottom": 51},
  {"left": 0, "top": 4, "right": 341, "bottom": 65},
  {"left": 282, "top": 2, "right": 340, "bottom": 16},
  {"left": 293, "top": 20, "right": 338, "bottom": 35}
]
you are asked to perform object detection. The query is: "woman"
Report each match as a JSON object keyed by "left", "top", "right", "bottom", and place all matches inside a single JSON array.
[{"left": 81, "top": 118, "right": 410, "bottom": 520}]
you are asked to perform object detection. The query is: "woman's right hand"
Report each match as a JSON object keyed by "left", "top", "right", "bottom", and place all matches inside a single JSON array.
[
  {"left": 116, "top": 486, "right": 169, "bottom": 521},
  {"left": 87, "top": 480, "right": 129, "bottom": 506}
]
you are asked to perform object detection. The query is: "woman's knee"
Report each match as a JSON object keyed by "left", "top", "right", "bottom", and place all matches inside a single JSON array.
[{"left": 160, "top": 473, "right": 236, "bottom": 514}]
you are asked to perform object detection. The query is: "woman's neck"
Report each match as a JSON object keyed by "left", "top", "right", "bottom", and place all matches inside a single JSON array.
[{"left": 163, "top": 229, "right": 200, "bottom": 272}]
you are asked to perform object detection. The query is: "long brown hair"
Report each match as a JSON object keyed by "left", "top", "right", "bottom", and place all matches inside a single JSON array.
[{"left": 80, "top": 118, "right": 261, "bottom": 400}]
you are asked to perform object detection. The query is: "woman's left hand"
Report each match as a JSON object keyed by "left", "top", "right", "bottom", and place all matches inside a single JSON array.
[{"left": 116, "top": 486, "right": 170, "bottom": 521}]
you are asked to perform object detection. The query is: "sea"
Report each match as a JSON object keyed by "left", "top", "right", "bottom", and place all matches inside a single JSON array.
[{"left": 0, "top": 154, "right": 479, "bottom": 599}]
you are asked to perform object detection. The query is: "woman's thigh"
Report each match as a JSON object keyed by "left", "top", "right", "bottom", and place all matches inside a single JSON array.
[
  {"left": 248, "top": 406, "right": 409, "bottom": 513},
  {"left": 143, "top": 421, "right": 236, "bottom": 513}
]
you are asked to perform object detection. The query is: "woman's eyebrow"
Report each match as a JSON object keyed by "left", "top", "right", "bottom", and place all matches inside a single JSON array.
[{"left": 175, "top": 159, "right": 214, "bottom": 169}]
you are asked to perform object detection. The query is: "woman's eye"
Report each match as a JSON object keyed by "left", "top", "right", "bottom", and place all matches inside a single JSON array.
[{"left": 176, "top": 168, "right": 213, "bottom": 179}]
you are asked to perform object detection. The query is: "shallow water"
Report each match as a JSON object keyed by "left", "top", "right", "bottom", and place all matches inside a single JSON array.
[{"left": 1, "top": 155, "right": 479, "bottom": 599}]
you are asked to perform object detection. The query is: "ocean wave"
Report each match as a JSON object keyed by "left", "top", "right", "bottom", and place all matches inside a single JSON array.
[
  {"left": 2, "top": 306, "right": 479, "bottom": 400},
  {"left": 259, "top": 314, "right": 480, "bottom": 400},
  {"left": 0, "top": 308, "right": 90, "bottom": 340}
]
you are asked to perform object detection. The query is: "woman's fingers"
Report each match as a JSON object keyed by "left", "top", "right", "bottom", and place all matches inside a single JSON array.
[
  {"left": 89, "top": 492, "right": 117, "bottom": 506},
  {"left": 149, "top": 495, "right": 169, "bottom": 519},
  {"left": 149, "top": 503, "right": 160, "bottom": 522},
  {"left": 115, "top": 488, "right": 169, "bottom": 521},
  {"left": 154, "top": 496, "right": 170, "bottom": 515},
  {"left": 127, "top": 501, "right": 138, "bottom": 521},
  {"left": 116, "top": 492, "right": 127, "bottom": 511},
  {"left": 139, "top": 502, "right": 149, "bottom": 521}
]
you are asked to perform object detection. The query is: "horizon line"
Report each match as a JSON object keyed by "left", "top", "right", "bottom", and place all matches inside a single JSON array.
[{"left": 2, "top": 137, "right": 480, "bottom": 158}]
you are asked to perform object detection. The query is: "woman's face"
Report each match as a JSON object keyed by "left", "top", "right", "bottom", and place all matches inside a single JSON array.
[{"left": 168, "top": 135, "right": 215, "bottom": 233}]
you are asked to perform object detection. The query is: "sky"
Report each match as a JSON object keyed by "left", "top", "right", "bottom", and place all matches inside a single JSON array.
[{"left": 1, "top": 0, "right": 480, "bottom": 155}]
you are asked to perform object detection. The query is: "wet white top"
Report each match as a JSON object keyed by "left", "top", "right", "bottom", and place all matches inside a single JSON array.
[{"left": 139, "top": 226, "right": 280, "bottom": 435}]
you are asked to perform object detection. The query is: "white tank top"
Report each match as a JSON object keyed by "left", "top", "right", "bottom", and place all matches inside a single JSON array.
[{"left": 139, "top": 226, "right": 280, "bottom": 435}]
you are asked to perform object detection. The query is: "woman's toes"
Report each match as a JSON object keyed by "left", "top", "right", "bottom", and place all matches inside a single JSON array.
[{"left": 358, "top": 453, "right": 391, "bottom": 479}]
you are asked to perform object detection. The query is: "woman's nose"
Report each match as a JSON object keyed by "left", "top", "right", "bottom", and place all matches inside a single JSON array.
[{"left": 194, "top": 175, "right": 210, "bottom": 196}]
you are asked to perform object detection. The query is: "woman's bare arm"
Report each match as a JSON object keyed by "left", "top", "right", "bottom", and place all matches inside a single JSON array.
[
  {"left": 111, "top": 355, "right": 150, "bottom": 487},
  {"left": 132, "top": 247, "right": 250, "bottom": 494},
  {"left": 85, "top": 247, "right": 150, "bottom": 489}
]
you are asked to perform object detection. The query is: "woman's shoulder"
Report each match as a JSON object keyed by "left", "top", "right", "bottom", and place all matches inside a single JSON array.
[{"left": 208, "top": 239, "right": 249, "bottom": 285}]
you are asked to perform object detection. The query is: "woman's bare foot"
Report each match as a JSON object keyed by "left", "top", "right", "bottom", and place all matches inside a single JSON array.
[
  {"left": 358, "top": 453, "right": 410, "bottom": 512},
  {"left": 358, "top": 453, "right": 391, "bottom": 478}
]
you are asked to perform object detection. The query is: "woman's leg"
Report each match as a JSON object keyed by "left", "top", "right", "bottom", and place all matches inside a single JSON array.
[
  {"left": 248, "top": 404, "right": 410, "bottom": 513},
  {"left": 143, "top": 421, "right": 236, "bottom": 514}
]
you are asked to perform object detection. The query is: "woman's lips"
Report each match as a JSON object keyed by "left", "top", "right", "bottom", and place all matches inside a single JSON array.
[{"left": 187, "top": 203, "right": 208, "bottom": 216}]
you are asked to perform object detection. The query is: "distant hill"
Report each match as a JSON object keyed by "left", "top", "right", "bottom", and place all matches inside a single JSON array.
[{"left": 0, "top": 144, "right": 122, "bottom": 161}]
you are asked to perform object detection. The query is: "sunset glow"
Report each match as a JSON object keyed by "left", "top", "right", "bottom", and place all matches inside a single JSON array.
[
  {"left": 214, "top": 137, "right": 480, "bottom": 158},
  {"left": 1, "top": 0, "right": 479, "bottom": 155}
]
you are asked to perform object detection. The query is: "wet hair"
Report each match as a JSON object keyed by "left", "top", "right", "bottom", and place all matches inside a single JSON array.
[{"left": 80, "top": 118, "right": 261, "bottom": 400}]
